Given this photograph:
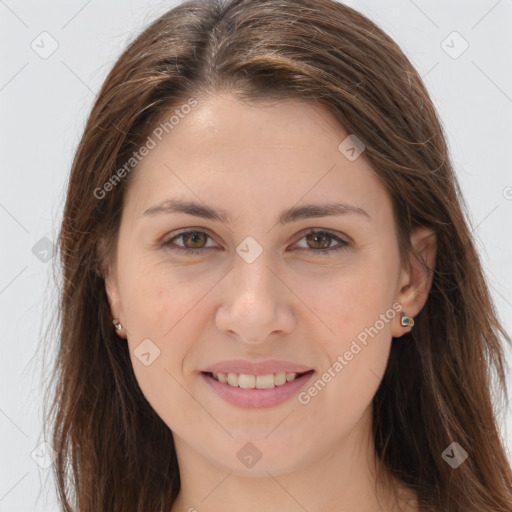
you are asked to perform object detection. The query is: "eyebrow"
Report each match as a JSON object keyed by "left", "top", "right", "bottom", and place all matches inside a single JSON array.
[{"left": 142, "top": 199, "right": 371, "bottom": 225}]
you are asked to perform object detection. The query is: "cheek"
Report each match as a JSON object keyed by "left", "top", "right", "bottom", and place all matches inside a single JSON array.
[
  {"left": 117, "top": 255, "right": 230, "bottom": 401},
  {"left": 301, "top": 252, "right": 398, "bottom": 344},
  {"left": 300, "top": 257, "right": 398, "bottom": 419},
  {"left": 118, "top": 249, "right": 212, "bottom": 338},
  {"left": 118, "top": 269, "right": 207, "bottom": 424},
  {"left": 297, "top": 310, "right": 393, "bottom": 441}
]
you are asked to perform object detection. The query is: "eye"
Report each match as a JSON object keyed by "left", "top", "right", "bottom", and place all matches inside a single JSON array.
[
  {"left": 161, "top": 228, "right": 350, "bottom": 256},
  {"left": 292, "top": 228, "right": 350, "bottom": 255},
  {"left": 161, "top": 229, "right": 217, "bottom": 256}
]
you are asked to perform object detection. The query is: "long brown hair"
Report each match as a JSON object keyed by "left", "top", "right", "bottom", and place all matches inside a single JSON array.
[{"left": 42, "top": 0, "right": 512, "bottom": 510}]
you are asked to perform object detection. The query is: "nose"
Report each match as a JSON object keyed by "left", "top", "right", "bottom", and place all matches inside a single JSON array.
[{"left": 215, "top": 249, "right": 296, "bottom": 345}]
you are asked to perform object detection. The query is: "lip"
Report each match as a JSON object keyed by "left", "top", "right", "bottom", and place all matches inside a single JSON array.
[
  {"left": 200, "top": 370, "right": 315, "bottom": 409},
  {"left": 200, "top": 359, "right": 314, "bottom": 376}
]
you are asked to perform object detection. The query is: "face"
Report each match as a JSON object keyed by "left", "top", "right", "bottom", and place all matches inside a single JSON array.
[{"left": 105, "top": 93, "right": 420, "bottom": 477}]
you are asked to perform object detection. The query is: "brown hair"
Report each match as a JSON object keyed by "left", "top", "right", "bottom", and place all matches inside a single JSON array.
[{"left": 42, "top": 0, "right": 512, "bottom": 510}]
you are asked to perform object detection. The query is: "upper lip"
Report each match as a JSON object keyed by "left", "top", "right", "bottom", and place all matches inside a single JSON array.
[{"left": 201, "top": 359, "right": 314, "bottom": 376}]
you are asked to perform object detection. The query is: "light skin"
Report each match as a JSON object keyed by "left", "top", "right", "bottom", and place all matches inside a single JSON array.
[{"left": 104, "top": 93, "right": 436, "bottom": 512}]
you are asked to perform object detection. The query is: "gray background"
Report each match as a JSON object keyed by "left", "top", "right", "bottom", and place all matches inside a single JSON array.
[{"left": 1, "top": 0, "right": 511, "bottom": 510}]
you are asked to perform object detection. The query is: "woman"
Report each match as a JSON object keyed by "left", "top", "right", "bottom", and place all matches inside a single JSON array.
[{"left": 44, "top": 0, "right": 512, "bottom": 510}]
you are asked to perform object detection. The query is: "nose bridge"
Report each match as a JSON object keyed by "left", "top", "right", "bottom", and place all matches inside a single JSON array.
[
  {"left": 232, "top": 234, "right": 278, "bottom": 304},
  {"left": 214, "top": 233, "right": 295, "bottom": 342}
]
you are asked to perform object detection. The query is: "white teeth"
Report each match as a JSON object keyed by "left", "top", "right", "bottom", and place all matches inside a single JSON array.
[
  {"left": 227, "top": 372, "right": 238, "bottom": 387},
  {"left": 211, "top": 371, "right": 301, "bottom": 388},
  {"left": 238, "top": 374, "right": 256, "bottom": 389},
  {"left": 257, "top": 374, "right": 276, "bottom": 389},
  {"left": 273, "top": 373, "right": 286, "bottom": 386}
]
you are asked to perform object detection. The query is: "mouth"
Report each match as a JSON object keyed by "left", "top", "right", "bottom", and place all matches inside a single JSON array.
[{"left": 201, "top": 370, "right": 315, "bottom": 389}]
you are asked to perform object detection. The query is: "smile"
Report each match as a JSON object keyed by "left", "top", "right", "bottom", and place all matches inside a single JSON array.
[
  {"left": 206, "top": 371, "right": 311, "bottom": 388},
  {"left": 200, "top": 370, "right": 315, "bottom": 409}
]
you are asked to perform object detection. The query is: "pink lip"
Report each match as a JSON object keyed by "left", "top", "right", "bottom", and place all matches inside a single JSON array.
[
  {"left": 200, "top": 359, "right": 314, "bottom": 376},
  {"left": 200, "top": 371, "right": 315, "bottom": 409}
]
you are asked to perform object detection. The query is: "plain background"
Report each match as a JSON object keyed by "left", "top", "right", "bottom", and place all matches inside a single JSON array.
[{"left": 1, "top": 0, "right": 511, "bottom": 510}]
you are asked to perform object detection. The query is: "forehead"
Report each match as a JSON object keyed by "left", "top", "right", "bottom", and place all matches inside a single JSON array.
[{"left": 123, "top": 94, "right": 391, "bottom": 221}]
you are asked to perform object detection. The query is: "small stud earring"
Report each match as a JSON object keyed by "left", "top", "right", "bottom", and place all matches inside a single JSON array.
[
  {"left": 113, "top": 318, "right": 123, "bottom": 330},
  {"left": 400, "top": 313, "right": 414, "bottom": 328}
]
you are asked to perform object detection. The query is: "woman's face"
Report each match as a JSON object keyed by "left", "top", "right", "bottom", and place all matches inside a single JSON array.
[{"left": 105, "top": 93, "right": 421, "bottom": 476}]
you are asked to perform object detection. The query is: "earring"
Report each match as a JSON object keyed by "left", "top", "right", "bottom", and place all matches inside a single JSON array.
[
  {"left": 400, "top": 313, "right": 414, "bottom": 328},
  {"left": 113, "top": 318, "right": 123, "bottom": 330}
]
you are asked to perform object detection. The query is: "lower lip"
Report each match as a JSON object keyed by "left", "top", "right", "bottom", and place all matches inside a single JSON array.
[{"left": 200, "top": 371, "right": 315, "bottom": 409}]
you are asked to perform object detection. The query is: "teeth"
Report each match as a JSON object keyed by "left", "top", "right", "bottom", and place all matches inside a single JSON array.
[
  {"left": 238, "top": 374, "right": 255, "bottom": 388},
  {"left": 211, "top": 371, "right": 301, "bottom": 388}
]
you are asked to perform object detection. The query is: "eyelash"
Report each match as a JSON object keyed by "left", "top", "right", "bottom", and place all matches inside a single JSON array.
[{"left": 161, "top": 228, "right": 350, "bottom": 257}]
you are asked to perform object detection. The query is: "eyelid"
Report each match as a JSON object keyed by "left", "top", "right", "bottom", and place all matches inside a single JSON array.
[
  {"left": 291, "top": 228, "right": 351, "bottom": 257},
  {"left": 161, "top": 227, "right": 351, "bottom": 254},
  {"left": 293, "top": 227, "right": 350, "bottom": 248},
  {"left": 161, "top": 227, "right": 219, "bottom": 249}
]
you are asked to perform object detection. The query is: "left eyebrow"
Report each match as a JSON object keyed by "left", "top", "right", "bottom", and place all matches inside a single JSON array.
[{"left": 142, "top": 199, "right": 371, "bottom": 226}]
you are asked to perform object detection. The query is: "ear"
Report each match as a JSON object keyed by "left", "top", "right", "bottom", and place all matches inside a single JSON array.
[
  {"left": 392, "top": 226, "right": 437, "bottom": 337},
  {"left": 104, "top": 260, "right": 126, "bottom": 339}
]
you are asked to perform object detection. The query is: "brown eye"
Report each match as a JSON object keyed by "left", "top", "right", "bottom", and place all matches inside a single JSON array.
[
  {"left": 162, "top": 230, "right": 217, "bottom": 255},
  {"left": 161, "top": 228, "right": 350, "bottom": 257},
  {"left": 180, "top": 231, "right": 208, "bottom": 249},
  {"left": 294, "top": 229, "right": 350, "bottom": 255},
  {"left": 305, "top": 232, "right": 333, "bottom": 250}
]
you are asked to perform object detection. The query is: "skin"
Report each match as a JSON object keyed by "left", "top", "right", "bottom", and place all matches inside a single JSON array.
[{"left": 105, "top": 93, "right": 436, "bottom": 512}]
